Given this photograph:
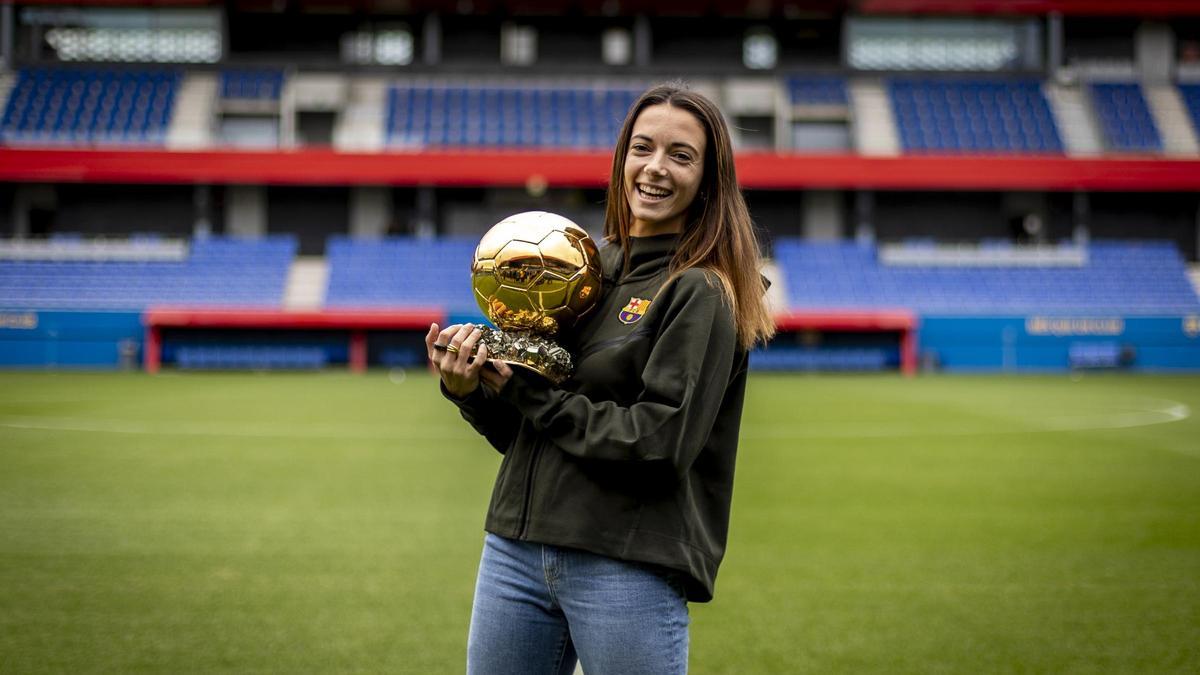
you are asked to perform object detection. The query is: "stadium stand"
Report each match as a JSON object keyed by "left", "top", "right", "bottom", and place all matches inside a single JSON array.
[
  {"left": 750, "top": 347, "right": 889, "bottom": 371},
  {"left": 0, "top": 68, "right": 179, "bottom": 145},
  {"left": 888, "top": 79, "right": 1064, "bottom": 153},
  {"left": 1179, "top": 83, "right": 1200, "bottom": 140},
  {"left": 1089, "top": 82, "right": 1164, "bottom": 153},
  {"left": 0, "top": 236, "right": 295, "bottom": 309},
  {"left": 775, "top": 239, "right": 1200, "bottom": 314},
  {"left": 786, "top": 76, "right": 849, "bottom": 106},
  {"left": 324, "top": 236, "right": 477, "bottom": 312},
  {"left": 220, "top": 69, "right": 285, "bottom": 101},
  {"left": 176, "top": 345, "right": 326, "bottom": 370},
  {"left": 384, "top": 85, "right": 642, "bottom": 148}
]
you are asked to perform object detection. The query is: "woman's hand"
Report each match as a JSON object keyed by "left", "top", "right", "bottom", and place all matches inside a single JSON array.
[
  {"left": 480, "top": 358, "right": 513, "bottom": 395},
  {"left": 426, "top": 323, "right": 488, "bottom": 399}
]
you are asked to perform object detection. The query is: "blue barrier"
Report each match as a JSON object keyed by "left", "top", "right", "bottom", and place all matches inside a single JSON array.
[
  {"left": 0, "top": 310, "right": 142, "bottom": 368},
  {"left": 5, "top": 308, "right": 1198, "bottom": 372},
  {"left": 921, "top": 315, "right": 1200, "bottom": 371}
]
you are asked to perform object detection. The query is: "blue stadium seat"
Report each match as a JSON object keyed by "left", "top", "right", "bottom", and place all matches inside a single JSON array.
[
  {"left": 1178, "top": 84, "right": 1200, "bottom": 140},
  {"left": 774, "top": 239, "right": 1200, "bottom": 314},
  {"left": 0, "top": 236, "right": 296, "bottom": 310},
  {"left": 1, "top": 67, "right": 180, "bottom": 146},
  {"left": 384, "top": 85, "right": 642, "bottom": 149},
  {"left": 324, "top": 236, "right": 477, "bottom": 312},
  {"left": 785, "top": 76, "right": 848, "bottom": 106},
  {"left": 220, "top": 69, "right": 285, "bottom": 100},
  {"left": 887, "top": 79, "right": 1064, "bottom": 154},
  {"left": 1089, "top": 82, "right": 1163, "bottom": 153}
]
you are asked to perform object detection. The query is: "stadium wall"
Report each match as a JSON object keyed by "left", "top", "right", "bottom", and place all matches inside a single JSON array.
[
  {"left": 0, "top": 310, "right": 142, "bottom": 368},
  {"left": 5, "top": 309, "right": 1198, "bottom": 372},
  {"left": 921, "top": 315, "right": 1200, "bottom": 371}
]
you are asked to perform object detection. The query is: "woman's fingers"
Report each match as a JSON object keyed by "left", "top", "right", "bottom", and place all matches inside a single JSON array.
[
  {"left": 480, "top": 368, "right": 499, "bottom": 390},
  {"left": 466, "top": 340, "right": 488, "bottom": 376},
  {"left": 436, "top": 324, "right": 462, "bottom": 351},
  {"left": 459, "top": 327, "right": 483, "bottom": 368},
  {"left": 425, "top": 323, "right": 440, "bottom": 360},
  {"left": 494, "top": 360, "right": 513, "bottom": 377},
  {"left": 446, "top": 323, "right": 474, "bottom": 365}
]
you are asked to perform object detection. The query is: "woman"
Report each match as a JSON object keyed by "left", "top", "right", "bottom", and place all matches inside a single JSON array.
[{"left": 426, "top": 83, "right": 774, "bottom": 674}]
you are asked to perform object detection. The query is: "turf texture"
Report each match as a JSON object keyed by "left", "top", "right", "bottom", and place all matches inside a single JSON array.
[{"left": 0, "top": 371, "right": 1197, "bottom": 673}]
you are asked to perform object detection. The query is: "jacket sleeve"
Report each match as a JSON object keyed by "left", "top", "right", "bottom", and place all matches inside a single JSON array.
[
  {"left": 441, "top": 380, "right": 521, "bottom": 454},
  {"left": 496, "top": 271, "right": 738, "bottom": 478}
]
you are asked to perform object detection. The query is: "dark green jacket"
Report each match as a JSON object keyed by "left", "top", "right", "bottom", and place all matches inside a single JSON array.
[{"left": 445, "top": 233, "right": 748, "bottom": 602}]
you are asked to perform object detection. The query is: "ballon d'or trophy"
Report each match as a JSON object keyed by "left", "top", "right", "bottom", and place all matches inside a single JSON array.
[{"left": 472, "top": 211, "right": 603, "bottom": 384}]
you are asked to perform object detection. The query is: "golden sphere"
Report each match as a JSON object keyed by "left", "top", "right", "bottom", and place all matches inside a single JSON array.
[{"left": 472, "top": 211, "right": 603, "bottom": 335}]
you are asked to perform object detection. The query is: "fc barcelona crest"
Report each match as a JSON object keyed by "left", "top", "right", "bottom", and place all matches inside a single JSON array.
[{"left": 618, "top": 297, "right": 652, "bottom": 324}]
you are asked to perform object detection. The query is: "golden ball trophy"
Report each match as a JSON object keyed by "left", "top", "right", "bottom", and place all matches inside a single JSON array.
[{"left": 472, "top": 211, "right": 603, "bottom": 384}]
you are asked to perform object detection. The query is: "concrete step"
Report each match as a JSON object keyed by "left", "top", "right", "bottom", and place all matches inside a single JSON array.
[
  {"left": 333, "top": 76, "right": 387, "bottom": 152},
  {"left": 0, "top": 70, "right": 15, "bottom": 113},
  {"left": 761, "top": 259, "right": 789, "bottom": 315},
  {"left": 848, "top": 78, "right": 899, "bottom": 156},
  {"left": 166, "top": 73, "right": 217, "bottom": 149},
  {"left": 1044, "top": 82, "right": 1103, "bottom": 156},
  {"left": 1144, "top": 84, "right": 1200, "bottom": 156},
  {"left": 283, "top": 256, "right": 329, "bottom": 309}
]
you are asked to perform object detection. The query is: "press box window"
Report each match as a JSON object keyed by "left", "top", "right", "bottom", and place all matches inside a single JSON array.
[
  {"left": 744, "top": 29, "right": 778, "bottom": 70},
  {"left": 341, "top": 26, "right": 413, "bottom": 66},
  {"left": 602, "top": 27, "right": 631, "bottom": 66},
  {"left": 22, "top": 7, "right": 222, "bottom": 63},
  {"left": 502, "top": 24, "right": 538, "bottom": 66}
]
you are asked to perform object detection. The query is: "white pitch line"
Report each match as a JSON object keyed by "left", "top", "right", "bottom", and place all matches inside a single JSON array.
[
  {"left": 0, "top": 399, "right": 1191, "bottom": 444},
  {"left": 743, "top": 397, "right": 1191, "bottom": 440},
  {"left": 0, "top": 415, "right": 468, "bottom": 441}
]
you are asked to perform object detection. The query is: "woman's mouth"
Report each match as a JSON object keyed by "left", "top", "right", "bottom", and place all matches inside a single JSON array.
[{"left": 636, "top": 183, "right": 673, "bottom": 202}]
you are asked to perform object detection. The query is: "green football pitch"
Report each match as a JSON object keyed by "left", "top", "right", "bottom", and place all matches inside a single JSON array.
[{"left": 1, "top": 371, "right": 1198, "bottom": 674}]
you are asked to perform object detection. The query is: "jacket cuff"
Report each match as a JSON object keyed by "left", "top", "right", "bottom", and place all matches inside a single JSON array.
[
  {"left": 495, "top": 368, "right": 549, "bottom": 415},
  {"left": 440, "top": 380, "right": 489, "bottom": 410}
]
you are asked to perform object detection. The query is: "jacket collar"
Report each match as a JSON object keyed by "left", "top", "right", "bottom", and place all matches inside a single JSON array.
[{"left": 616, "top": 233, "right": 679, "bottom": 283}]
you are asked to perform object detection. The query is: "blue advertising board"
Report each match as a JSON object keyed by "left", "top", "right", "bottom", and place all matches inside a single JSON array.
[
  {"left": 920, "top": 314, "right": 1200, "bottom": 371},
  {"left": 4, "top": 309, "right": 1199, "bottom": 372},
  {"left": 0, "top": 310, "right": 144, "bottom": 368}
]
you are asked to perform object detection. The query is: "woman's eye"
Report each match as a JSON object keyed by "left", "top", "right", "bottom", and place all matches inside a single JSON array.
[
  {"left": 673, "top": 153, "right": 692, "bottom": 162},
  {"left": 631, "top": 144, "right": 650, "bottom": 153}
]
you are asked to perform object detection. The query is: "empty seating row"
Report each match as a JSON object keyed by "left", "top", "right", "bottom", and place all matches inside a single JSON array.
[
  {"left": 385, "top": 85, "right": 642, "bottom": 148},
  {"left": 1089, "top": 82, "right": 1162, "bottom": 153},
  {"left": 750, "top": 347, "right": 890, "bottom": 371},
  {"left": 775, "top": 239, "right": 1200, "bottom": 314},
  {"left": 0, "top": 236, "right": 295, "bottom": 309},
  {"left": 889, "top": 79, "right": 1063, "bottom": 153},
  {"left": 1175, "top": 84, "right": 1200, "bottom": 148},
  {"left": 324, "top": 236, "right": 477, "bottom": 312},
  {"left": 220, "top": 69, "right": 285, "bottom": 100},
  {"left": 176, "top": 345, "right": 326, "bottom": 370},
  {"left": 1, "top": 68, "right": 179, "bottom": 145},
  {"left": 786, "top": 76, "right": 848, "bottom": 106}
]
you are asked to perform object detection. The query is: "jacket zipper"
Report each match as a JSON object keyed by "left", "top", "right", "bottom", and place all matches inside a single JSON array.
[{"left": 516, "top": 438, "right": 542, "bottom": 540}]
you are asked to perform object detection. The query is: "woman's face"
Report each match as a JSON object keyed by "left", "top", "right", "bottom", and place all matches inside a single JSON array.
[{"left": 623, "top": 103, "right": 707, "bottom": 237}]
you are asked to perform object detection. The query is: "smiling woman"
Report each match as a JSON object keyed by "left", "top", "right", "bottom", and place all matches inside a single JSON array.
[
  {"left": 429, "top": 83, "right": 775, "bottom": 675},
  {"left": 624, "top": 104, "right": 707, "bottom": 236}
]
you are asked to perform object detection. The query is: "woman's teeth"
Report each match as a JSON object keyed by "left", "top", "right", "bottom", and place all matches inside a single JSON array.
[{"left": 638, "top": 184, "right": 671, "bottom": 200}]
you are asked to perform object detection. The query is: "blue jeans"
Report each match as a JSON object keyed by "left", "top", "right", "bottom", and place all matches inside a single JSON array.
[{"left": 467, "top": 533, "right": 690, "bottom": 675}]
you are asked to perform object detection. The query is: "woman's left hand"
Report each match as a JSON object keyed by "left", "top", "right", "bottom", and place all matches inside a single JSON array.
[{"left": 480, "top": 359, "right": 514, "bottom": 395}]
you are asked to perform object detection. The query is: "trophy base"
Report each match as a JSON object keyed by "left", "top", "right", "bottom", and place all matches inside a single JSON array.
[{"left": 478, "top": 326, "right": 573, "bottom": 385}]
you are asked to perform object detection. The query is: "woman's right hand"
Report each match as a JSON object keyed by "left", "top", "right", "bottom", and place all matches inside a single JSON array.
[{"left": 426, "top": 322, "right": 488, "bottom": 399}]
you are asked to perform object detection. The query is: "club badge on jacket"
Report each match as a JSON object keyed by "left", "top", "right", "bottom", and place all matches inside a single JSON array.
[{"left": 618, "top": 297, "right": 652, "bottom": 324}]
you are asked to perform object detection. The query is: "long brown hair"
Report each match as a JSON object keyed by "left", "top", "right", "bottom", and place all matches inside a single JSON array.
[{"left": 604, "top": 83, "right": 775, "bottom": 349}]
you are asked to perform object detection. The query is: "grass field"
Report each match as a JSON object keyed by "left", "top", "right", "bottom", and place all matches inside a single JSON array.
[{"left": 1, "top": 371, "right": 1198, "bottom": 674}]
